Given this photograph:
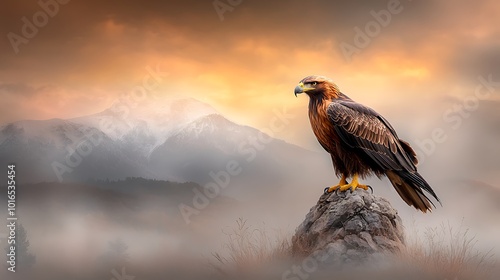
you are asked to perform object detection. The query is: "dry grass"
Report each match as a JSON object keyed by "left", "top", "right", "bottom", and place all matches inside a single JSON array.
[
  {"left": 210, "top": 219, "right": 497, "bottom": 279},
  {"left": 210, "top": 218, "right": 291, "bottom": 275},
  {"left": 400, "top": 222, "right": 495, "bottom": 279}
]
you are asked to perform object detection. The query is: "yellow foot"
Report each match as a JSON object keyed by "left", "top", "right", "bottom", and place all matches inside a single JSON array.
[
  {"left": 338, "top": 182, "right": 371, "bottom": 192},
  {"left": 324, "top": 175, "right": 348, "bottom": 193},
  {"left": 326, "top": 174, "right": 373, "bottom": 193}
]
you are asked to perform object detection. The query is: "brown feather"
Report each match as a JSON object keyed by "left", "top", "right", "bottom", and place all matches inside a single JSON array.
[
  {"left": 386, "top": 171, "right": 432, "bottom": 212},
  {"left": 399, "top": 140, "right": 419, "bottom": 165}
]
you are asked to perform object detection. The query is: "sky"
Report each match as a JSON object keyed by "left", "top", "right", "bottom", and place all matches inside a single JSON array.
[{"left": 0, "top": 0, "right": 499, "bottom": 149}]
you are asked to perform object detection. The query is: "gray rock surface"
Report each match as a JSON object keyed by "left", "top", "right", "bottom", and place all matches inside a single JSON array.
[{"left": 291, "top": 189, "right": 405, "bottom": 264}]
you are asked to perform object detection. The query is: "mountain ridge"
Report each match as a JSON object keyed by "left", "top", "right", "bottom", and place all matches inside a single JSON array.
[{"left": 0, "top": 97, "right": 318, "bottom": 186}]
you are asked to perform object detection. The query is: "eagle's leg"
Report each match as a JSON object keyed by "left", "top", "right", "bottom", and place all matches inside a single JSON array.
[
  {"left": 338, "top": 174, "right": 371, "bottom": 192},
  {"left": 324, "top": 175, "right": 349, "bottom": 193}
]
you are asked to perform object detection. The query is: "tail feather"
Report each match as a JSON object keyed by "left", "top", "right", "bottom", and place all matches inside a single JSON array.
[
  {"left": 386, "top": 170, "right": 440, "bottom": 213},
  {"left": 399, "top": 140, "right": 418, "bottom": 165}
]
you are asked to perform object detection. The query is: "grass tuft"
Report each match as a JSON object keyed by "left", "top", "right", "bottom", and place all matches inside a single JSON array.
[
  {"left": 400, "top": 221, "right": 495, "bottom": 279},
  {"left": 210, "top": 218, "right": 290, "bottom": 274}
]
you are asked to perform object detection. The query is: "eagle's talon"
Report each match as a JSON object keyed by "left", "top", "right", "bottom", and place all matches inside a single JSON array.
[
  {"left": 335, "top": 174, "right": 372, "bottom": 193},
  {"left": 368, "top": 185, "right": 373, "bottom": 194},
  {"left": 323, "top": 187, "right": 330, "bottom": 194}
]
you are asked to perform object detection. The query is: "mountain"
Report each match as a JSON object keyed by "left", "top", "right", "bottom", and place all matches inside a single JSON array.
[
  {"left": 0, "top": 119, "right": 152, "bottom": 182},
  {"left": 71, "top": 97, "right": 219, "bottom": 157},
  {"left": 148, "top": 112, "right": 320, "bottom": 198},
  {"left": 0, "top": 98, "right": 321, "bottom": 188}
]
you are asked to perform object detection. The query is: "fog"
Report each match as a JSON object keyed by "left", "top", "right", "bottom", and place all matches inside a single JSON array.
[{"left": 1, "top": 106, "right": 499, "bottom": 279}]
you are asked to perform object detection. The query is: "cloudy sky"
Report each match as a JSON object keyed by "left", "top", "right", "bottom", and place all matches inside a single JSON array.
[{"left": 1, "top": 0, "right": 499, "bottom": 149}]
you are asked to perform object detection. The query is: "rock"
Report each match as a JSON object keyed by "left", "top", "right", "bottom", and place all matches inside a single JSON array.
[{"left": 291, "top": 189, "right": 405, "bottom": 265}]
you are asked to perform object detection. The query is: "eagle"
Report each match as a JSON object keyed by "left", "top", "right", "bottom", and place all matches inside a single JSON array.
[{"left": 294, "top": 75, "right": 440, "bottom": 212}]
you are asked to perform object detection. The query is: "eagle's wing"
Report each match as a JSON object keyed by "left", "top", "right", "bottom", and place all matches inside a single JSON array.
[
  {"left": 327, "top": 100, "right": 415, "bottom": 172},
  {"left": 327, "top": 100, "right": 440, "bottom": 207}
]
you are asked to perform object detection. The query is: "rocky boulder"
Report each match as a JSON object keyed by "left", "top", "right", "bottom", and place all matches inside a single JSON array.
[{"left": 291, "top": 189, "right": 405, "bottom": 264}]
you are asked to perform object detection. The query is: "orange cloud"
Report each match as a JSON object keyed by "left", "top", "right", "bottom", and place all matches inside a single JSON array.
[{"left": 0, "top": 0, "right": 498, "bottom": 148}]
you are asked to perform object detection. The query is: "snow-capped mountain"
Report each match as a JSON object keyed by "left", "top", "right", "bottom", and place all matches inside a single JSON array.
[
  {"left": 71, "top": 97, "right": 219, "bottom": 157},
  {"left": 0, "top": 118, "right": 153, "bottom": 182},
  {"left": 0, "top": 98, "right": 321, "bottom": 186},
  {"left": 147, "top": 112, "right": 321, "bottom": 198}
]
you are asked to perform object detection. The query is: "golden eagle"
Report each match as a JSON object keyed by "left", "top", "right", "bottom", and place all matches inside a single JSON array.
[{"left": 294, "top": 75, "right": 440, "bottom": 212}]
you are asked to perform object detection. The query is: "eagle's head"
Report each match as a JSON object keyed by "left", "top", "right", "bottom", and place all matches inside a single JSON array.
[{"left": 294, "top": 75, "right": 340, "bottom": 99}]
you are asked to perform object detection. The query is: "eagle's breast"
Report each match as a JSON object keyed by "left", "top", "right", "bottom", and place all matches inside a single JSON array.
[{"left": 308, "top": 99, "right": 339, "bottom": 153}]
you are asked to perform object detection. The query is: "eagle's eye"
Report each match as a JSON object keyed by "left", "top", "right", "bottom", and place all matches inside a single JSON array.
[{"left": 312, "top": 82, "right": 317, "bottom": 86}]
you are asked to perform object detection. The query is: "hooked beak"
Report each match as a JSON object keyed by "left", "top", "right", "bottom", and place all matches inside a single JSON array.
[{"left": 294, "top": 82, "right": 304, "bottom": 97}]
